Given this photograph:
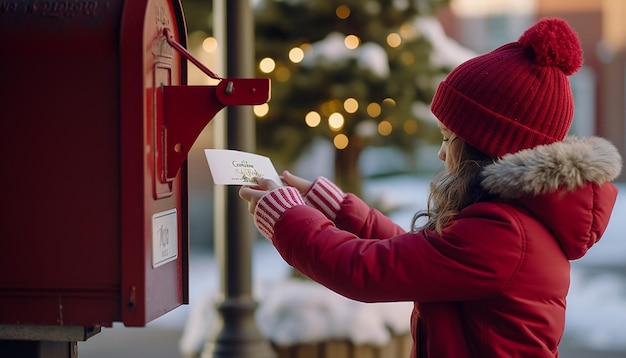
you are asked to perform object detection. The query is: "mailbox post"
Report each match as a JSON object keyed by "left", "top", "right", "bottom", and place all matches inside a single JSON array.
[
  {"left": 200, "top": 1, "right": 277, "bottom": 358},
  {"left": 0, "top": 0, "right": 269, "bottom": 357}
]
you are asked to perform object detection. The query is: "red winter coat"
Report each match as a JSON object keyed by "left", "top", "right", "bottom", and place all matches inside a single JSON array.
[{"left": 253, "top": 137, "right": 622, "bottom": 357}]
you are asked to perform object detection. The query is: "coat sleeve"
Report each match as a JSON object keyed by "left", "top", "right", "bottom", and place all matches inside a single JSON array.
[
  {"left": 271, "top": 202, "right": 526, "bottom": 303},
  {"left": 334, "top": 193, "right": 407, "bottom": 239},
  {"left": 303, "top": 177, "right": 406, "bottom": 239}
]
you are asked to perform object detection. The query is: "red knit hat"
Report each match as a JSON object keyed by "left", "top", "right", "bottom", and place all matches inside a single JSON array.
[{"left": 431, "top": 18, "right": 583, "bottom": 157}]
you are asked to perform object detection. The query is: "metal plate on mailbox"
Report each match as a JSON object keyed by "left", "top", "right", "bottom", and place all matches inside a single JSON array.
[{"left": 152, "top": 209, "right": 179, "bottom": 268}]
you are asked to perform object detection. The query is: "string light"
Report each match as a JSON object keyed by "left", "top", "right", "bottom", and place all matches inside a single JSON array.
[
  {"left": 343, "top": 98, "right": 358, "bottom": 113},
  {"left": 403, "top": 119, "right": 419, "bottom": 134},
  {"left": 328, "top": 112, "right": 345, "bottom": 131},
  {"left": 344, "top": 34, "right": 360, "bottom": 49},
  {"left": 253, "top": 103, "right": 269, "bottom": 117},
  {"left": 336, "top": 5, "right": 350, "bottom": 19},
  {"left": 399, "top": 23, "right": 417, "bottom": 39},
  {"left": 383, "top": 98, "right": 396, "bottom": 106},
  {"left": 367, "top": 102, "right": 381, "bottom": 117},
  {"left": 386, "top": 33, "right": 402, "bottom": 48},
  {"left": 274, "top": 65, "right": 291, "bottom": 81},
  {"left": 333, "top": 134, "right": 349, "bottom": 149},
  {"left": 288, "top": 47, "right": 304, "bottom": 63},
  {"left": 300, "top": 43, "right": 312, "bottom": 53},
  {"left": 202, "top": 37, "right": 218, "bottom": 53},
  {"left": 259, "top": 57, "right": 275, "bottom": 73},
  {"left": 378, "top": 120, "right": 393, "bottom": 136},
  {"left": 305, "top": 111, "right": 321, "bottom": 127}
]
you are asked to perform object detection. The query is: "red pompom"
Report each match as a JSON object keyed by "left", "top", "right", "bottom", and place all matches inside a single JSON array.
[{"left": 518, "top": 18, "right": 583, "bottom": 76}]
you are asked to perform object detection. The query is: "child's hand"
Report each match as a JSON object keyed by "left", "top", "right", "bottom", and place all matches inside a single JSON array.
[
  {"left": 281, "top": 170, "right": 313, "bottom": 195},
  {"left": 239, "top": 177, "right": 282, "bottom": 215}
]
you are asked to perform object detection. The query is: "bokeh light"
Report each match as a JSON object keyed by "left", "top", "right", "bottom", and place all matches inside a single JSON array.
[
  {"left": 345, "top": 34, "right": 360, "bottom": 49},
  {"left": 386, "top": 33, "right": 402, "bottom": 48},
  {"left": 288, "top": 47, "right": 304, "bottom": 63},
  {"left": 403, "top": 119, "right": 419, "bottom": 134},
  {"left": 399, "top": 24, "right": 417, "bottom": 39},
  {"left": 333, "top": 134, "right": 349, "bottom": 149},
  {"left": 274, "top": 66, "right": 291, "bottom": 81},
  {"left": 378, "top": 120, "right": 393, "bottom": 136},
  {"left": 259, "top": 57, "right": 275, "bottom": 73},
  {"left": 305, "top": 111, "right": 321, "bottom": 127},
  {"left": 383, "top": 97, "right": 397, "bottom": 106},
  {"left": 328, "top": 112, "right": 345, "bottom": 131},
  {"left": 202, "top": 37, "right": 218, "bottom": 53},
  {"left": 253, "top": 103, "right": 269, "bottom": 117},
  {"left": 367, "top": 102, "right": 382, "bottom": 117},
  {"left": 336, "top": 5, "right": 350, "bottom": 19},
  {"left": 343, "top": 98, "right": 358, "bottom": 113}
]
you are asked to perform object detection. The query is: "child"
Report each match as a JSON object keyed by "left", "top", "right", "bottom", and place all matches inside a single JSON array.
[{"left": 239, "top": 18, "right": 622, "bottom": 357}]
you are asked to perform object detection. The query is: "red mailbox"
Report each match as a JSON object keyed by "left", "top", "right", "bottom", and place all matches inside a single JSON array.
[{"left": 0, "top": 0, "right": 268, "bottom": 331}]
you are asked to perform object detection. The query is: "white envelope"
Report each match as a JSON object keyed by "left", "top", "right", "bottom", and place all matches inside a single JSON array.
[{"left": 204, "top": 149, "right": 282, "bottom": 185}]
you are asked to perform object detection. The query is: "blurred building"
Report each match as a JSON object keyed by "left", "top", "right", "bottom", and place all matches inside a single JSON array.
[{"left": 438, "top": 0, "right": 626, "bottom": 180}]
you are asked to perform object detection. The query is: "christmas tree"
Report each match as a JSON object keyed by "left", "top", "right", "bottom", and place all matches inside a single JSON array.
[{"left": 183, "top": 0, "right": 452, "bottom": 194}]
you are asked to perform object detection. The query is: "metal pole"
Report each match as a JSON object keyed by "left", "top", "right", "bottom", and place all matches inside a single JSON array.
[{"left": 202, "top": 1, "right": 276, "bottom": 357}]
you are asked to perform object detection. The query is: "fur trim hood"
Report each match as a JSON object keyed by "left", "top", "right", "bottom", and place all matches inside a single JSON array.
[
  {"left": 480, "top": 136, "right": 622, "bottom": 260},
  {"left": 481, "top": 136, "right": 622, "bottom": 199}
]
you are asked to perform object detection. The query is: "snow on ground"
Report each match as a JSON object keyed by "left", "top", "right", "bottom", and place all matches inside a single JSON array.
[{"left": 255, "top": 278, "right": 412, "bottom": 346}]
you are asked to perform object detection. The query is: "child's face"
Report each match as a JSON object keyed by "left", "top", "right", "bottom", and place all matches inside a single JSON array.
[{"left": 437, "top": 121, "right": 458, "bottom": 171}]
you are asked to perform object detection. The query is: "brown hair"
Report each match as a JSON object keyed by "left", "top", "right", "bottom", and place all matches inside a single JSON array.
[{"left": 411, "top": 138, "right": 495, "bottom": 234}]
